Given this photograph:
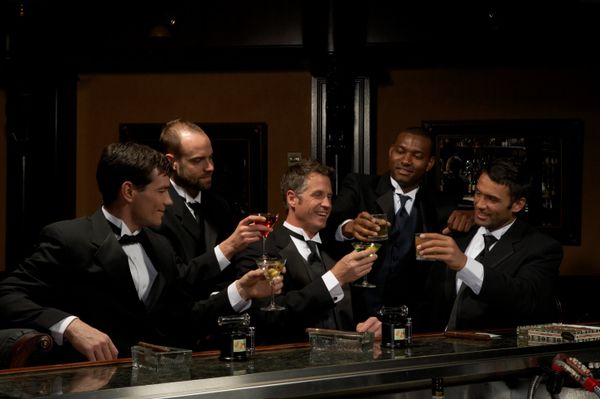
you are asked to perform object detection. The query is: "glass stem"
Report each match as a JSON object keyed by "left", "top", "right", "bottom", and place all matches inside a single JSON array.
[
  {"left": 262, "top": 237, "right": 266, "bottom": 256},
  {"left": 270, "top": 281, "right": 276, "bottom": 308}
]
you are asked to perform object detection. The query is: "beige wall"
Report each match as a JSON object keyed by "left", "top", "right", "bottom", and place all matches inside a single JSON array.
[
  {"left": 3, "top": 66, "right": 599, "bottom": 275},
  {"left": 76, "top": 72, "right": 313, "bottom": 219},
  {"left": 375, "top": 66, "right": 600, "bottom": 275}
]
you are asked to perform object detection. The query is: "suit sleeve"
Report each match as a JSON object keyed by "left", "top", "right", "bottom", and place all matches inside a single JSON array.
[
  {"left": 478, "top": 236, "right": 562, "bottom": 317},
  {"left": 234, "top": 240, "right": 336, "bottom": 332},
  {"left": 328, "top": 173, "right": 363, "bottom": 232},
  {"left": 0, "top": 225, "right": 73, "bottom": 331}
]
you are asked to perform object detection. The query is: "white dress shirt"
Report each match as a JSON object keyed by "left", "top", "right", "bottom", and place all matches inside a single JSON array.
[
  {"left": 285, "top": 222, "right": 345, "bottom": 303},
  {"left": 457, "top": 219, "right": 516, "bottom": 294}
]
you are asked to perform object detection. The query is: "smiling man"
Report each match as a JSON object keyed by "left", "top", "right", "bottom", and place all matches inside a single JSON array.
[
  {"left": 0, "top": 142, "right": 280, "bottom": 363},
  {"left": 327, "top": 127, "right": 473, "bottom": 327},
  {"left": 236, "top": 159, "right": 378, "bottom": 344},
  {"left": 416, "top": 159, "right": 562, "bottom": 331}
]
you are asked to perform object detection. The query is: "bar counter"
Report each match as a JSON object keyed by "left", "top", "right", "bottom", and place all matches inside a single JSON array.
[{"left": 1, "top": 332, "right": 600, "bottom": 398}]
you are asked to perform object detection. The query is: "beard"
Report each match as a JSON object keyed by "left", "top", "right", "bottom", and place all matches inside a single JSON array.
[{"left": 175, "top": 173, "right": 212, "bottom": 192}]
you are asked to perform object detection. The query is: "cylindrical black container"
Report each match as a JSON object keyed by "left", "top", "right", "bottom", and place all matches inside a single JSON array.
[
  {"left": 219, "top": 330, "right": 248, "bottom": 361},
  {"left": 379, "top": 306, "right": 411, "bottom": 349}
]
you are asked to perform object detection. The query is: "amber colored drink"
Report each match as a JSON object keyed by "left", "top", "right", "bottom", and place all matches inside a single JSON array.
[
  {"left": 415, "top": 233, "right": 433, "bottom": 261},
  {"left": 368, "top": 214, "right": 389, "bottom": 241}
]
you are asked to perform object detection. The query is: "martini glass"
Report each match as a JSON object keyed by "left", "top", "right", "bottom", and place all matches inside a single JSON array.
[
  {"left": 253, "top": 213, "right": 278, "bottom": 259},
  {"left": 351, "top": 241, "right": 382, "bottom": 288},
  {"left": 255, "top": 256, "right": 286, "bottom": 311}
]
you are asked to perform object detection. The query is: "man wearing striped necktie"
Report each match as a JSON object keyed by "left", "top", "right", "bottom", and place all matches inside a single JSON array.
[{"left": 330, "top": 127, "right": 473, "bottom": 333}]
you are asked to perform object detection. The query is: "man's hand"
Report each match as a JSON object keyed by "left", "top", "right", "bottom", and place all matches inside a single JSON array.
[
  {"left": 442, "top": 210, "right": 474, "bottom": 234},
  {"left": 416, "top": 232, "right": 468, "bottom": 271},
  {"left": 342, "top": 212, "right": 389, "bottom": 241},
  {"left": 236, "top": 268, "right": 284, "bottom": 300},
  {"left": 330, "top": 248, "right": 377, "bottom": 285},
  {"left": 64, "top": 319, "right": 118, "bottom": 362},
  {"left": 220, "top": 215, "right": 271, "bottom": 259},
  {"left": 356, "top": 316, "right": 381, "bottom": 339}
]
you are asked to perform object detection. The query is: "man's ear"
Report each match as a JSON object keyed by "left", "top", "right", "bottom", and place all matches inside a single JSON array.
[
  {"left": 165, "top": 153, "right": 176, "bottom": 170},
  {"left": 511, "top": 197, "right": 526, "bottom": 213},
  {"left": 286, "top": 189, "right": 298, "bottom": 209},
  {"left": 426, "top": 156, "right": 435, "bottom": 172},
  {"left": 121, "top": 181, "right": 135, "bottom": 203}
]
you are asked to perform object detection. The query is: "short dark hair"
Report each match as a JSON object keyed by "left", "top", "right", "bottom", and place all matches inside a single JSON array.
[
  {"left": 280, "top": 159, "right": 334, "bottom": 210},
  {"left": 481, "top": 158, "right": 531, "bottom": 203},
  {"left": 96, "top": 142, "right": 171, "bottom": 205},
  {"left": 394, "top": 126, "right": 434, "bottom": 155}
]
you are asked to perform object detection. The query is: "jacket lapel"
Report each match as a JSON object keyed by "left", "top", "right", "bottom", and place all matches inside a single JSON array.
[
  {"left": 169, "top": 186, "right": 204, "bottom": 242},
  {"left": 272, "top": 228, "right": 316, "bottom": 284},
  {"left": 90, "top": 210, "right": 141, "bottom": 306},
  {"left": 375, "top": 174, "right": 396, "bottom": 220},
  {"left": 139, "top": 228, "right": 174, "bottom": 310},
  {"left": 482, "top": 219, "right": 525, "bottom": 269}
]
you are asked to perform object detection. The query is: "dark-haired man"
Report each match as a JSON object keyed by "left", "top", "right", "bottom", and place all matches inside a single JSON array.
[
  {"left": 328, "top": 127, "right": 473, "bottom": 327},
  {"left": 0, "top": 142, "right": 281, "bottom": 363},
  {"left": 417, "top": 159, "right": 562, "bottom": 331}
]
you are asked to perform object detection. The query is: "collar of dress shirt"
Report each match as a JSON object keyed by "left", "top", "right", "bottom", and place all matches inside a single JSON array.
[
  {"left": 466, "top": 218, "right": 517, "bottom": 257},
  {"left": 101, "top": 207, "right": 139, "bottom": 236},
  {"left": 283, "top": 221, "right": 322, "bottom": 244},
  {"left": 170, "top": 179, "right": 202, "bottom": 204},
  {"left": 389, "top": 176, "right": 419, "bottom": 214}
]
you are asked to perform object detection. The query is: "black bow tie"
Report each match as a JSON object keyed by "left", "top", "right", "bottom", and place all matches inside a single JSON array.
[
  {"left": 107, "top": 221, "right": 144, "bottom": 246},
  {"left": 119, "top": 233, "right": 143, "bottom": 246}
]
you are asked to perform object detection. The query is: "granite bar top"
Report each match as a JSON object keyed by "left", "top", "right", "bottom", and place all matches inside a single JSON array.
[{"left": 1, "top": 333, "right": 599, "bottom": 398}]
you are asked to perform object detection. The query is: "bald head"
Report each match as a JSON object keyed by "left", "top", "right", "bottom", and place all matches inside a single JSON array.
[{"left": 159, "top": 119, "right": 214, "bottom": 196}]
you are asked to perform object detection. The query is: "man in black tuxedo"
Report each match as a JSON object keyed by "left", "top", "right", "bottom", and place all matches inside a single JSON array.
[
  {"left": 417, "top": 159, "right": 562, "bottom": 331},
  {"left": 328, "top": 127, "right": 472, "bottom": 328},
  {"left": 0, "top": 142, "right": 281, "bottom": 363},
  {"left": 237, "top": 160, "right": 377, "bottom": 344},
  {"left": 157, "top": 119, "right": 266, "bottom": 297}
]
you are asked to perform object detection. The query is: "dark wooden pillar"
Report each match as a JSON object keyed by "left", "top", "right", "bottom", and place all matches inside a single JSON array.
[
  {"left": 3, "top": 0, "right": 77, "bottom": 270},
  {"left": 305, "top": 0, "right": 373, "bottom": 192}
]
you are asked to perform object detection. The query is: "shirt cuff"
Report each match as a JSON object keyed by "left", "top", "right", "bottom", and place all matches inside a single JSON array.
[
  {"left": 49, "top": 316, "right": 78, "bottom": 346},
  {"left": 335, "top": 220, "right": 354, "bottom": 242},
  {"left": 215, "top": 245, "right": 231, "bottom": 271},
  {"left": 457, "top": 257, "right": 485, "bottom": 295},
  {"left": 322, "top": 271, "right": 344, "bottom": 303},
  {"left": 228, "top": 282, "right": 251, "bottom": 313}
]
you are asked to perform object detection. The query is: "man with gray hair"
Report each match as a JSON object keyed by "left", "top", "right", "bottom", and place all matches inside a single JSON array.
[{"left": 236, "top": 159, "right": 377, "bottom": 344}]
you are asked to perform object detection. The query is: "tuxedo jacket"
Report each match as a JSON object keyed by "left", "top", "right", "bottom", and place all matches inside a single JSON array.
[
  {"left": 424, "top": 218, "right": 562, "bottom": 331},
  {"left": 156, "top": 186, "right": 238, "bottom": 297},
  {"left": 236, "top": 227, "right": 354, "bottom": 344},
  {"left": 0, "top": 209, "right": 234, "bottom": 361},
  {"left": 326, "top": 172, "right": 456, "bottom": 324}
]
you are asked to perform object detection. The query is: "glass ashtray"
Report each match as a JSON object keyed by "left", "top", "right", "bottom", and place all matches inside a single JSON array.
[
  {"left": 131, "top": 343, "right": 192, "bottom": 372},
  {"left": 307, "top": 328, "right": 374, "bottom": 353}
]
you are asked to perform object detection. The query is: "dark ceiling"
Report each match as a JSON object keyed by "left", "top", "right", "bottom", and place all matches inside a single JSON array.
[{"left": 1, "top": 0, "right": 600, "bottom": 75}]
